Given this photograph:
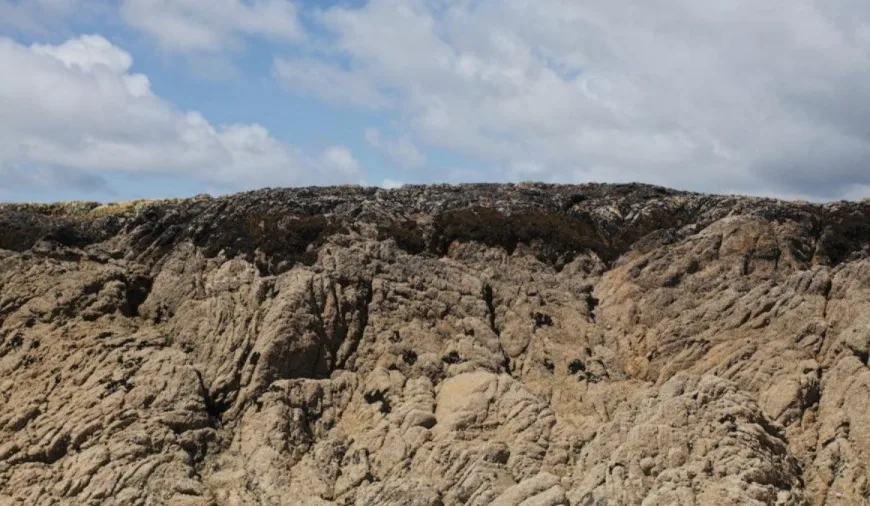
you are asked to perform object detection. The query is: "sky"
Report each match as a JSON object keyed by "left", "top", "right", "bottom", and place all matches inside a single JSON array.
[{"left": 2, "top": 0, "right": 870, "bottom": 202}]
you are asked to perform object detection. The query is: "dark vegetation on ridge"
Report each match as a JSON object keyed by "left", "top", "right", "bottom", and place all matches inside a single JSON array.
[{"left": 2, "top": 183, "right": 870, "bottom": 275}]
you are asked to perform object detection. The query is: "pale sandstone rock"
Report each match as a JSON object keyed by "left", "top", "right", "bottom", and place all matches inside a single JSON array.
[{"left": 3, "top": 183, "right": 870, "bottom": 504}]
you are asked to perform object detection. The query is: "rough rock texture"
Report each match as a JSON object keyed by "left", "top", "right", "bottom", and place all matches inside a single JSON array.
[{"left": 2, "top": 183, "right": 870, "bottom": 505}]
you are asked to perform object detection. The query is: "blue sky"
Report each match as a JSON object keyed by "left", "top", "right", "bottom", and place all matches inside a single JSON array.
[{"left": 3, "top": 0, "right": 870, "bottom": 202}]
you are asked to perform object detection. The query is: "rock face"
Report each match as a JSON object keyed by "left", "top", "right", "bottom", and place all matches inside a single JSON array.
[{"left": 2, "top": 183, "right": 870, "bottom": 505}]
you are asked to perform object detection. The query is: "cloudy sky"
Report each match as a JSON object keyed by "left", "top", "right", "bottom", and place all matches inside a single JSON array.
[{"left": 2, "top": 0, "right": 870, "bottom": 202}]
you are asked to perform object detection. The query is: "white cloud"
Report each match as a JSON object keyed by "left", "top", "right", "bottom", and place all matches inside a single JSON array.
[
  {"left": 273, "top": 57, "right": 387, "bottom": 109},
  {"left": 0, "top": 0, "right": 99, "bottom": 31},
  {"left": 271, "top": 0, "right": 870, "bottom": 199},
  {"left": 120, "top": 0, "right": 303, "bottom": 53},
  {"left": 0, "top": 34, "right": 361, "bottom": 194},
  {"left": 32, "top": 34, "right": 134, "bottom": 74},
  {"left": 379, "top": 178, "right": 405, "bottom": 189},
  {"left": 319, "top": 145, "right": 361, "bottom": 175},
  {"left": 364, "top": 128, "right": 425, "bottom": 169}
]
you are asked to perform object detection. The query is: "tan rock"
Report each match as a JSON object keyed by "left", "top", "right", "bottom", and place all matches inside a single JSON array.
[{"left": 3, "top": 184, "right": 870, "bottom": 504}]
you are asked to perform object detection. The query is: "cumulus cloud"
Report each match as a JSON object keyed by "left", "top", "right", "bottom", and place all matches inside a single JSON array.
[
  {"left": 365, "top": 128, "right": 425, "bottom": 170},
  {"left": 0, "top": 34, "right": 361, "bottom": 194},
  {"left": 120, "top": 0, "right": 303, "bottom": 53},
  {"left": 319, "top": 145, "right": 361, "bottom": 175},
  {"left": 271, "top": 0, "right": 870, "bottom": 199}
]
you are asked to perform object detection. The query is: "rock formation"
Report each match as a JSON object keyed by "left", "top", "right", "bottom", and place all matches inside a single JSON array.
[{"left": 2, "top": 183, "right": 870, "bottom": 505}]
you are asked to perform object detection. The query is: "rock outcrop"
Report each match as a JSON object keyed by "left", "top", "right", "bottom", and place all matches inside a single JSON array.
[{"left": 2, "top": 183, "right": 870, "bottom": 505}]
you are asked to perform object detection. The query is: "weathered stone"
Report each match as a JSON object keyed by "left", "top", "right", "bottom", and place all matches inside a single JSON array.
[{"left": 2, "top": 183, "right": 870, "bottom": 504}]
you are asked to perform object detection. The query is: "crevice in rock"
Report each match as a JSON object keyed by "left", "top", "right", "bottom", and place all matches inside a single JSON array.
[
  {"left": 363, "top": 390, "right": 392, "bottom": 414},
  {"left": 194, "top": 369, "right": 223, "bottom": 428},
  {"left": 542, "top": 358, "right": 555, "bottom": 373},
  {"left": 483, "top": 283, "right": 499, "bottom": 337},
  {"left": 336, "top": 279, "right": 373, "bottom": 371},
  {"left": 772, "top": 244, "right": 782, "bottom": 275},
  {"left": 741, "top": 253, "right": 753, "bottom": 276},
  {"left": 533, "top": 312, "right": 553, "bottom": 328},
  {"left": 10, "top": 434, "right": 69, "bottom": 465},
  {"left": 587, "top": 293, "right": 600, "bottom": 322},
  {"left": 221, "top": 339, "right": 255, "bottom": 411},
  {"left": 122, "top": 275, "right": 153, "bottom": 318},
  {"left": 483, "top": 282, "right": 514, "bottom": 375},
  {"left": 402, "top": 350, "right": 418, "bottom": 365},
  {"left": 442, "top": 351, "right": 465, "bottom": 365},
  {"left": 306, "top": 279, "right": 333, "bottom": 378},
  {"left": 568, "top": 359, "right": 586, "bottom": 375},
  {"left": 821, "top": 277, "right": 833, "bottom": 320}
]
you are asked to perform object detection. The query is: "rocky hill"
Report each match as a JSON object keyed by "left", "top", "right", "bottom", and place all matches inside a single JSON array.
[{"left": 2, "top": 183, "right": 870, "bottom": 505}]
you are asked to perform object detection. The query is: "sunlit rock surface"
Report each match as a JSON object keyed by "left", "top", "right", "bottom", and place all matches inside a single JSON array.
[{"left": 2, "top": 183, "right": 870, "bottom": 505}]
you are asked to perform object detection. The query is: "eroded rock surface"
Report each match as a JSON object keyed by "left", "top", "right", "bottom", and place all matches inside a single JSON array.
[{"left": 2, "top": 183, "right": 870, "bottom": 505}]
